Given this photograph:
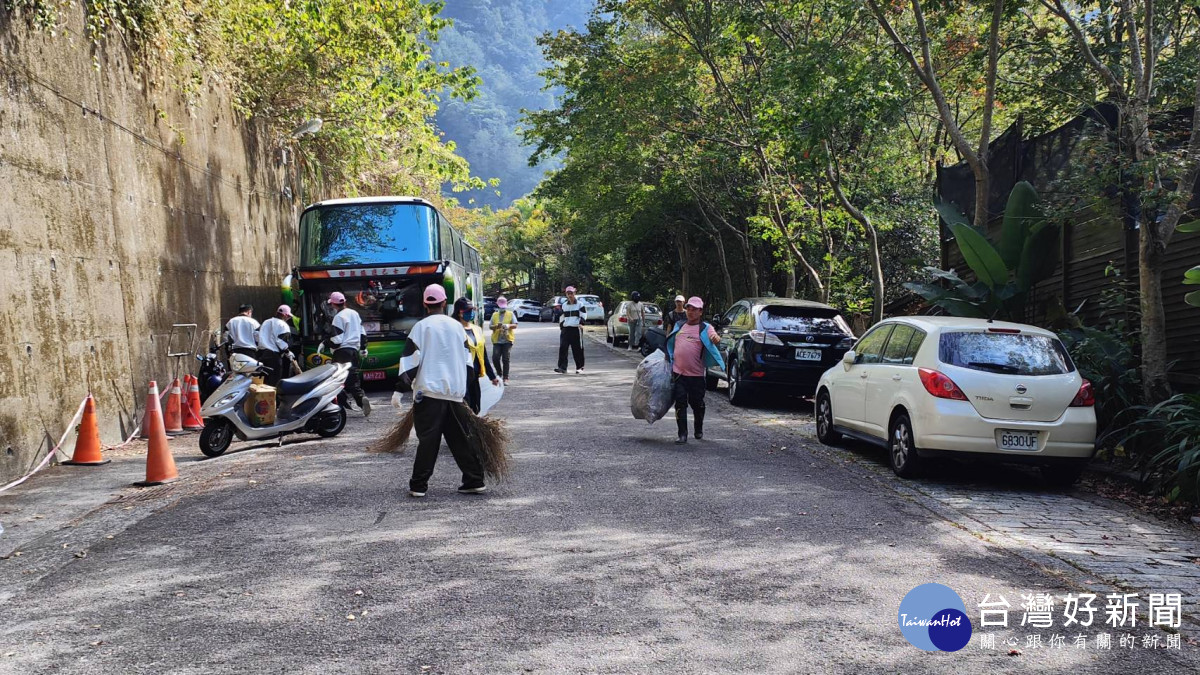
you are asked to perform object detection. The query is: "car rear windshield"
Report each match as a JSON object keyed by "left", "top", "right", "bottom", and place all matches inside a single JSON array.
[
  {"left": 939, "top": 331, "right": 1075, "bottom": 376},
  {"left": 758, "top": 307, "right": 852, "bottom": 335}
]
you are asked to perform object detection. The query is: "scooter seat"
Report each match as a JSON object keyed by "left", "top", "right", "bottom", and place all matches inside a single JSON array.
[{"left": 277, "top": 364, "right": 339, "bottom": 397}]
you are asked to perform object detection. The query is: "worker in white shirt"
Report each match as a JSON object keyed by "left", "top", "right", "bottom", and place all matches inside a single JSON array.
[
  {"left": 257, "top": 305, "right": 297, "bottom": 387},
  {"left": 325, "top": 292, "right": 371, "bottom": 417},
  {"left": 397, "top": 283, "right": 486, "bottom": 497},
  {"left": 224, "top": 304, "right": 260, "bottom": 359},
  {"left": 555, "top": 285, "right": 585, "bottom": 374}
]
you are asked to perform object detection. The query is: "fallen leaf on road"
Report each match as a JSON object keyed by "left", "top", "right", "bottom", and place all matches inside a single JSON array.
[
  {"left": 355, "top": 590, "right": 363, "bottom": 596},
  {"left": 3, "top": 652, "right": 13, "bottom": 657},
  {"left": 798, "top": 512, "right": 808, "bottom": 516},
  {"left": 1008, "top": 649, "right": 1021, "bottom": 656},
  {"left": 73, "top": 551, "right": 87, "bottom": 559},
  {"left": 248, "top": 480, "right": 258, "bottom": 485},
  {"left": 105, "top": 535, "right": 114, "bottom": 540},
  {"left": 89, "top": 641, "right": 103, "bottom": 647},
  {"left": 346, "top": 614, "right": 356, "bottom": 621}
]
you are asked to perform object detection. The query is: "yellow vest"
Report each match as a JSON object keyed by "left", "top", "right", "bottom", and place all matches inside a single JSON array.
[
  {"left": 489, "top": 310, "right": 516, "bottom": 344},
  {"left": 466, "top": 324, "right": 488, "bottom": 376}
]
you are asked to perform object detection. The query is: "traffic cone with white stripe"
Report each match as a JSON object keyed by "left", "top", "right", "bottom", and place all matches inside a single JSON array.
[
  {"left": 135, "top": 381, "right": 179, "bottom": 486},
  {"left": 183, "top": 375, "right": 204, "bottom": 431},
  {"left": 163, "top": 377, "right": 185, "bottom": 436},
  {"left": 63, "top": 395, "right": 111, "bottom": 466}
]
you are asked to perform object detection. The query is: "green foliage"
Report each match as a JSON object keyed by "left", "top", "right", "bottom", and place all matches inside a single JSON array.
[
  {"left": 1181, "top": 220, "right": 1200, "bottom": 307},
  {"left": 4, "top": 0, "right": 483, "bottom": 197},
  {"left": 1120, "top": 394, "right": 1200, "bottom": 503},
  {"left": 905, "top": 182, "right": 1060, "bottom": 320},
  {"left": 1058, "top": 266, "right": 1142, "bottom": 446}
]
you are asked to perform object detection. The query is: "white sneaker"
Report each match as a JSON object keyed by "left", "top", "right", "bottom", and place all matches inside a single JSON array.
[{"left": 409, "top": 490, "right": 426, "bottom": 498}]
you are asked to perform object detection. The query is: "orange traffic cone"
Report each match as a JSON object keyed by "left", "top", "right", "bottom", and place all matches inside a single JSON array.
[
  {"left": 163, "top": 377, "right": 185, "bottom": 436},
  {"left": 183, "top": 375, "right": 205, "bottom": 431},
  {"left": 63, "top": 395, "right": 111, "bottom": 466},
  {"left": 134, "top": 381, "right": 179, "bottom": 487}
]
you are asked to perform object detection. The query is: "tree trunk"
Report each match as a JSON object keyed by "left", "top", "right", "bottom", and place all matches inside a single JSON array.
[
  {"left": 740, "top": 236, "right": 759, "bottom": 297},
  {"left": 785, "top": 257, "right": 797, "bottom": 299},
  {"left": 1138, "top": 228, "right": 1171, "bottom": 402},
  {"left": 710, "top": 231, "right": 734, "bottom": 309},
  {"left": 677, "top": 234, "right": 691, "bottom": 293}
]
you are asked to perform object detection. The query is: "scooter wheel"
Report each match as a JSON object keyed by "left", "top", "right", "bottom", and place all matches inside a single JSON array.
[
  {"left": 315, "top": 406, "right": 347, "bottom": 438},
  {"left": 199, "top": 418, "right": 234, "bottom": 457}
]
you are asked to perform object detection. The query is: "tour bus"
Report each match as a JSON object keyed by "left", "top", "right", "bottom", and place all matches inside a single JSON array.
[{"left": 283, "top": 196, "right": 483, "bottom": 382}]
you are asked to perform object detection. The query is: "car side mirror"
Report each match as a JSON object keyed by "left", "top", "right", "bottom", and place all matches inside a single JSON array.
[{"left": 842, "top": 350, "right": 857, "bottom": 366}]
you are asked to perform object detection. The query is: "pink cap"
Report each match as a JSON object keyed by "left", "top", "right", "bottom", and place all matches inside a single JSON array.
[
  {"left": 497, "top": 297, "right": 508, "bottom": 308},
  {"left": 277, "top": 304, "right": 293, "bottom": 318},
  {"left": 423, "top": 284, "right": 447, "bottom": 303},
  {"left": 328, "top": 292, "right": 346, "bottom": 305},
  {"left": 686, "top": 296, "right": 704, "bottom": 309},
  {"left": 565, "top": 286, "right": 576, "bottom": 293}
]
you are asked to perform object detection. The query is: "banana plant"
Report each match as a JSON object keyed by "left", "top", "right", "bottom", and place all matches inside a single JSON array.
[
  {"left": 1181, "top": 220, "right": 1200, "bottom": 307},
  {"left": 904, "top": 181, "right": 1061, "bottom": 320}
]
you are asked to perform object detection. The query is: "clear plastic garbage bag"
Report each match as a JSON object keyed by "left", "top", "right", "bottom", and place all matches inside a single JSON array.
[
  {"left": 478, "top": 378, "right": 504, "bottom": 417},
  {"left": 631, "top": 351, "right": 674, "bottom": 423}
]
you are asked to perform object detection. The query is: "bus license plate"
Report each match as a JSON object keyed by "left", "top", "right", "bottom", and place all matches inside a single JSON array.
[
  {"left": 795, "top": 349, "right": 822, "bottom": 361},
  {"left": 362, "top": 371, "right": 386, "bottom": 381},
  {"left": 998, "top": 430, "right": 1039, "bottom": 451}
]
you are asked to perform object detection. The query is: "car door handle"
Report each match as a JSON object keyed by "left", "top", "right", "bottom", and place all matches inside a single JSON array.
[
  {"left": 859, "top": 372, "right": 868, "bottom": 379},
  {"left": 892, "top": 375, "right": 902, "bottom": 382}
]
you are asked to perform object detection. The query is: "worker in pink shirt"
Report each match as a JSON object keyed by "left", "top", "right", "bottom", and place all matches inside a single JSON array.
[{"left": 665, "top": 296, "right": 725, "bottom": 445}]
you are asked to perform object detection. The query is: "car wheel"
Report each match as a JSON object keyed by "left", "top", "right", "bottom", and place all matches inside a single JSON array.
[
  {"left": 815, "top": 390, "right": 841, "bottom": 445},
  {"left": 888, "top": 412, "right": 922, "bottom": 478},
  {"left": 728, "top": 361, "right": 752, "bottom": 406},
  {"left": 605, "top": 328, "right": 613, "bottom": 344},
  {"left": 1041, "top": 459, "right": 1087, "bottom": 488}
]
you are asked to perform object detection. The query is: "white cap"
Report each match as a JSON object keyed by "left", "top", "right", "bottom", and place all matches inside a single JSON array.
[{"left": 675, "top": 295, "right": 686, "bottom": 303}]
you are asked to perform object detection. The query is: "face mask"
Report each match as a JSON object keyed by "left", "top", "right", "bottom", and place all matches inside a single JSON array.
[{"left": 463, "top": 310, "right": 476, "bottom": 322}]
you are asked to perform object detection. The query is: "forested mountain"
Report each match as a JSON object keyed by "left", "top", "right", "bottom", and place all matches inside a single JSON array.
[{"left": 435, "top": 0, "right": 593, "bottom": 208}]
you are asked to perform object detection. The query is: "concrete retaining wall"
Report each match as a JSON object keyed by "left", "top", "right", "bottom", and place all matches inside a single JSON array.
[{"left": 0, "top": 10, "right": 300, "bottom": 481}]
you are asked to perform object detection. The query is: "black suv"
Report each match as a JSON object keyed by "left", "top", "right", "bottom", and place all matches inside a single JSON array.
[{"left": 709, "top": 298, "right": 856, "bottom": 405}]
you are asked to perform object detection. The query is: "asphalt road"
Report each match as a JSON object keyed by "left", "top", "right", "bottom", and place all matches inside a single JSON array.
[{"left": 1, "top": 322, "right": 1195, "bottom": 674}]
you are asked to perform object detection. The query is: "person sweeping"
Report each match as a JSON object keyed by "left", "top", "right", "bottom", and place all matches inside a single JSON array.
[{"left": 371, "top": 284, "right": 510, "bottom": 498}]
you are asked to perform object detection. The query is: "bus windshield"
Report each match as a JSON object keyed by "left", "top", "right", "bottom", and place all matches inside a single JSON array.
[{"left": 299, "top": 203, "right": 439, "bottom": 267}]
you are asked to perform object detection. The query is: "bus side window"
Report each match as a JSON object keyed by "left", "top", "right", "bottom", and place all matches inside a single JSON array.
[{"left": 438, "top": 215, "right": 453, "bottom": 262}]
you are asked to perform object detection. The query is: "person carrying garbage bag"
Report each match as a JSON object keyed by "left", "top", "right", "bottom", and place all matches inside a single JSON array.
[{"left": 665, "top": 296, "right": 723, "bottom": 445}]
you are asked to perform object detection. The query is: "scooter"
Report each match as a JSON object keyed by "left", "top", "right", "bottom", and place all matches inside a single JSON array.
[
  {"left": 198, "top": 352, "right": 350, "bottom": 457},
  {"left": 195, "top": 350, "right": 228, "bottom": 403}
]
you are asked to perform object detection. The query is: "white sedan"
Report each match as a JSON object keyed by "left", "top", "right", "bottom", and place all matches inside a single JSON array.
[{"left": 814, "top": 317, "right": 1096, "bottom": 486}]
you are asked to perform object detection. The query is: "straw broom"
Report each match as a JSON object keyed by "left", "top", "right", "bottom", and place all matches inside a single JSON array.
[{"left": 368, "top": 401, "right": 512, "bottom": 481}]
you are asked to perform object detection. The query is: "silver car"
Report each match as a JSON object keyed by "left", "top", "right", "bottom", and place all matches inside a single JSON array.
[
  {"left": 606, "top": 302, "right": 663, "bottom": 347},
  {"left": 575, "top": 294, "right": 605, "bottom": 324}
]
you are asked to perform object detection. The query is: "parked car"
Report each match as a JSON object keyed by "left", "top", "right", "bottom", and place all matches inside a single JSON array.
[
  {"left": 709, "top": 298, "right": 856, "bottom": 405},
  {"left": 482, "top": 296, "right": 498, "bottom": 321},
  {"left": 507, "top": 299, "right": 543, "bottom": 322},
  {"left": 576, "top": 294, "right": 605, "bottom": 324},
  {"left": 814, "top": 316, "right": 1096, "bottom": 485},
  {"left": 540, "top": 296, "right": 566, "bottom": 323},
  {"left": 605, "top": 302, "right": 663, "bottom": 347}
]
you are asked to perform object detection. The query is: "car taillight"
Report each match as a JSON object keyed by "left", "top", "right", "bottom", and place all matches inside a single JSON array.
[
  {"left": 618, "top": 317, "right": 628, "bottom": 323},
  {"left": 1070, "top": 379, "right": 1095, "bottom": 407},
  {"left": 749, "top": 330, "right": 784, "bottom": 346},
  {"left": 918, "top": 368, "right": 968, "bottom": 401}
]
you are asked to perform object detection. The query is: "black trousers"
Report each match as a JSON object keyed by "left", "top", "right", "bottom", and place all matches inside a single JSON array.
[
  {"left": 558, "top": 326, "right": 584, "bottom": 370},
  {"left": 410, "top": 398, "right": 485, "bottom": 492},
  {"left": 673, "top": 375, "right": 706, "bottom": 437},
  {"left": 493, "top": 342, "right": 512, "bottom": 379},
  {"left": 332, "top": 347, "right": 365, "bottom": 406},
  {"left": 257, "top": 350, "right": 284, "bottom": 388}
]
